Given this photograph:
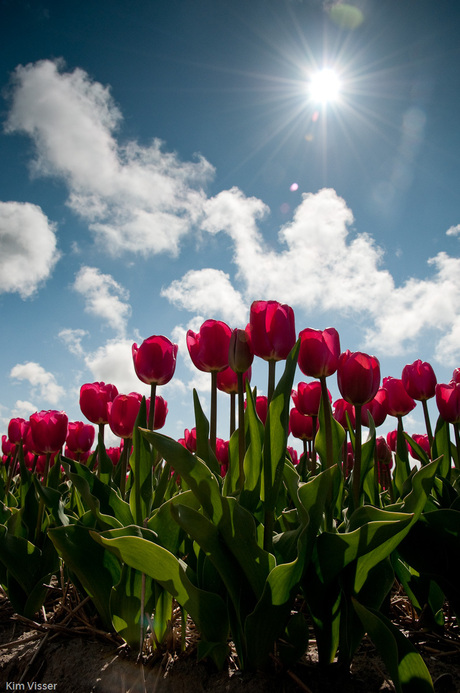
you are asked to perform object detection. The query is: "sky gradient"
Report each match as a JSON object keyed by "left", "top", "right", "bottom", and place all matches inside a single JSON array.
[{"left": 1, "top": 0, "right": 460, "bottom": 449}]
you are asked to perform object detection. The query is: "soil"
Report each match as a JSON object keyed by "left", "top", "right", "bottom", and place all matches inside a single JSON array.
[{"left": 1, "top": 587, "right": 459, "bottom": 693}]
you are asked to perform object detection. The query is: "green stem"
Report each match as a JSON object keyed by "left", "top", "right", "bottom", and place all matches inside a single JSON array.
[
  {"left": 454, "top": 423, "right": 460, "bottom": 470},
  {"left": 311, "top": 415, "right": 317, "bottom": 472},
  {"left": 353, "top": 404, "right": 362, "bottom": 509},
  {"left": 422, "top": 399, "right": 433, "bottom": 450},
  {"left": 237, "top": 372, "right": 245, "bottom": 493},
  {"left": 35, "top": 452, "right": 51, "bottom": 542},
  {"left": 267, "top": 360, "right": 276, "bottom": 405},
  {"left": 97, "top": 423, "right": 104, "bottom": 479},
  {"left": 210, "top": 371, "right": 217, "bottom": 454},
  {"left": 148, "top": 383, "right": 157, "bottom": 431},
  {"left": 229, "top": 392, "right": 236, "bottom": 437},
  {"left": 319, "top": 376, "right": 333, "bottom": 469},
  {"left": 119, "top": 437, "right": 131, "bottom": 498}
]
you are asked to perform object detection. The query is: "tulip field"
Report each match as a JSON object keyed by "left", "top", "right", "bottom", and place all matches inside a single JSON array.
[{"left": 1, "top": 300, "right": 460, "bottom": 692}]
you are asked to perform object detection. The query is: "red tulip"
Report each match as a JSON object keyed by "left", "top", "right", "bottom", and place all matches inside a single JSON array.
[
  {"left": 292, "top": 381, "right": 331, "bottom": 417},
  {"left": 376, "top": 436, "right": 393, "bottom": 465},
  {"left": 228, "top": 328, "right": 254, "bottom": 373},
  {"left": 8, "top": 418, "right": 29, "bottom": 445},
  {"left": 298, "top": 327, "right": 340, "bottom": 379},
  {"left": 402, "top": 360, "right": 437, "bottom": 401},
  {"left": 215, "top": 438, "right": 229, "bottom": 476},
  {"left": 452, "top": 368, "right": 460, "bottom": 384},
  {"left": 108, "top": 393, "right": 142, "bottom": 439},
  {"left": 289, "top": 408, "right": 316, "bottom": 440},
  {"left": 66, "top": 421, "right": 95, "bottom": 453},
  {"left": 255, "top": 395, "right": 268, "bottom": 425},
  {"left": 337, "top": 351, "right": 380, "bottom": 406},
  {"left": 29, "top": 410, "right": 69, "bottom": 454},
  {"left": 187, "top": 319, "right": 232, "bottom": 372},
  {"left": 80, "top": 382, "right": 119, "bottom": 425},
  {"left": 216, "top": 366, "right": 251, "bottom": 395},
  {"left": 382, "top": 377, "right": 416, "bottom": 417},
  {"left": 2, "top": 435, "right": 15, "bottom": 457},
  {"left": 183, "top": 428, "right": 197, "bottom": 452},
  {"left": 287, "top": 446, "right": 299, "bottom": 465},
  {"left": 361, "top": 388, "right": 388, "bottom": 428},
  {"left": 408, "top": 433, "right": 431, "bottom": 461},
  {"left": 333, "top": 398, "right": 355, "bottom": 429},
  {"left": 386, "top": 429, "right": 398, "bottom": 452},
  {"left": 106, "top": 445, "right": 123, "bottom": 466},
  {"left": 132, "top": 335, "right": 178, "bottom": 386},
  {"left": 247, "top": 300, "right": 296, "bottom": 362},
  {"left": 146, "top": 395, "right": 168, "bottom": 430},
  {"left": 435, "top": 382, "right": 460, "bottom": 424}
]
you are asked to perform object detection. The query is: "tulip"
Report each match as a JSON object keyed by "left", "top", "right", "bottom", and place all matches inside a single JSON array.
[
  {"left": 452, "top": 368, "right": 460, "bottom": 384},
  {"left": 80, "top": 382, "right": 119, "bottom": 425},
  {"left": 247, "top": 300, "right": 296, "bottom": 405},
  {"left": 187, "top": 319, "right": 232, "bottom": 453},
  {"left": 289, "top": 407, "right": 316, "bottom": 441},
  {"left": 337, "top": 351, "right": 380, "bottom": 507},
  {"left": 2, "top": 435, "right": 15, "bottom": 457},
  {"left": 361, "top": 388, "right": 388, "bottom": 428},
  {"left": 292, "top": 381, "right": 331, "bottom": 417},
  {"left": 298, "top": 327, "right": 340, "bottom": 379},
  {"left": 29, "top": 410, "right": 69, "bottom": 455},
  {"left": 387, "top": 429, "right": 398, "bottom": 453},
  {"left": 183, "top": 428, "right": 197, "bottom": 453},
  {"left": 382, "top": 377, "right": 416, "bottom": 418},
  {"left": 376, "top": 436, "right": 393, "bottom": 491},
  {"left": 435, "top": 382, "right": 460, "bottom": 424},
  {"left": 108, "top": 393, "right": 142, "bottom": 440},
  {"left": 333, "top": 399, "right": 355, "bottom": 430},
  {"left": 287, "top": 446, "right": 299, "bottom": 466},
  {"left": 247, "top": 300, "right": 296, "bottom": 363},
  {"left": 66, "top": 421, "right": 95, "bottom": 455},
  {"left": 408, "top": 433, "right": 431, "bottom": 462},
  {"left": 402, "top": 360, "right": 437, "bottom": 401},
  {"left": 106, "top": 446, "right": 123, "bottom": 466},
  {"left": 132, "top": 335, "right": 178, "bottom": 386},
  {"left": 215, "top": 438, "right": 229, "bottom": 477},
  {"left": 8, "top": 418, "right": 29, "bottom": 445},
  {"left": 337, "top": 351, "right": 381, "bottom": 407},
  {"left": 244, "top": 395, "right": 268, "bottom": 425},
  {"left": 228, "top": 328, "right": 254, "bottom": 374},
  {"left": 402, "top": 359, "right": 437, "bottom": 443},
  {"left": 146, "top": 395, "right": 168, "bottom": 430}
]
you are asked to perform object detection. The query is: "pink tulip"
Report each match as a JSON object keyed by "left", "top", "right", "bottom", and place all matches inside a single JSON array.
[
  {"left": 80, "top": 382, "right": 119, "bottom": 425},
  {"left": 333, "top": 399, "right": 355, "bottom": 429},
  {"left": 247, "top": 300, "right": 296, "bottom": 362},
  {"left": 29, "top": 410, "right": 69, "bottom": 454},
  {"left": 435, "top": 382, "right": 460, "bottom": 424},
  {"left": 382, "top": 377, "right": 416, "bottom": 417},
  {"left": 292, "top": 381, "right": 331, "bottom": 417},
  {"left": 187, "top": 319, "right": 232, "bottom": 372},
  {"left": 108, "top": 393, "right": 142, "bottom": 439},
  {"left": 298, "top": 327, "right": 340, "bottom": 379},
  {"left": 402, "top": 360, "right": 437, "bottom": 401},
  {"left": 66, "top": 421, "right": 95, "bottom": 453},
  {"left": 337, "top": 351, "right": 381, "bottom": 406},
  {"left": 132, "top": 335, "right": 178, "bottom": 386},
  {"left": 361, "top": 388, "right": 388, "bottom": 428}
]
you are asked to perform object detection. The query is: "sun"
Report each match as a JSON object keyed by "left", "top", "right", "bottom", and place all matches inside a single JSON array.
[{"left": 308, "top": 68, "right": 342, "bottom": 104}]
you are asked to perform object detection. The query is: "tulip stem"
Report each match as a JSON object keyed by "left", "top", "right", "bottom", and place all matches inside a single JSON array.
[
  {"left": 210, "top": 371, "right": 217, "bottom": 454},
  {"left": 421, "top": 399, "right": 433, "bottom": 449},
  {"left": 148, "top": 384, "right": 157, "bottom": 431},
  {"left": 97, "top": 424, "right": 104, "bottom": 479},
  {"left": 454, "top": 424, "right": 460, "bottom": 470},
  {"left": 119, "top": 437, "right": 131, "bottom": 498},
  {"left": 267, "top": 360, "right": 276, "bottom": 405},
  {"left": 230, "top": 392, "right": 236, "bottom": 437},
  {"left": 311, "top": 415, "right": 317, "bottom": 472},
  {"left": 352, "top": 404, "right": 362, "bottom": 509},
  {"left": 237, "top": 372, "right": 245, "bottom": 493},
  {"left": 319, "top": 376, "right": 333, "bottom": 469},
  {"left": 35, "top": 452, "right": 51, "bottom": 543}
]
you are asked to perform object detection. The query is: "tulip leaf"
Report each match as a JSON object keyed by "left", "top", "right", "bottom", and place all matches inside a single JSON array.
[
  {"left": 432, "top": 415, "right": 452, "bottom": 479},
  {"left": 352, "top": 598, "right": 434, "bottom": 693},
  {"left": 49, "top": 524, "right": 122, "bottom": 629},
  {"left": 91, "top": 531, "right": 229, "bottom": 664},
  {"left": 315, "top": 394, "right": 345, "bottom": 472},
  {"left": 193, "top": 389, "right": 221, "bottom": 477},
  {"left": 110, "top": 562, "right": 157, "bottom": 648},
  {"left": 62, "top": 457, "right": 133, "bottom": 529}
]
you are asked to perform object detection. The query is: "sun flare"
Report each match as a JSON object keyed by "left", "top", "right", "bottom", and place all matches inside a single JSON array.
[{"left": 309, "top": 68, "right": 341, "bottom": 104}]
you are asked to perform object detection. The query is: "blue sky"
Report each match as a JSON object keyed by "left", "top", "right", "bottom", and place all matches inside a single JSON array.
[{"left": 1, "top": 0, "right": 460, "bottom": 450}]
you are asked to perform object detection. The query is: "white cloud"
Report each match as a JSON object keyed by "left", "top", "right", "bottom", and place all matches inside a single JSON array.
[
  {"left": 162, "top": 268, "right": 247, "bottom": 326},
  {"left": 10, "top": 362, "right": 65, "bottom": 405},
  {"left": 11, "top": 400, "right": 37, "bottom": 418},
  {"left": 0, "top": 200, "right": 59, "bottom": 298},
  {"left": 5, "top": 59, "right": 214, "bottom": 256},
  {"left": 58, "top": 328, "right": 89, "bottom": 357},
  {"left": 84, "top": 338, "right": 148, "bottom": 395},
  {"left": 446, "top": 224, "right": 460, "bottom": 237},
  {"left": 73, "top": 266, "right": 131, "bottom": 333}
]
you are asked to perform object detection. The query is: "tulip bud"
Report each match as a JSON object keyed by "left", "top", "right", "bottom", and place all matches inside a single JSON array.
[
  {"left": 435, "top": 382, "right": 460, "bottom": 424},
  {"left": 132, "top": 335, "right": 178, "bottom": 386},
  {"left": 298, "top": 327, "right": 340, "bottom": 379},
  {"left": 108, "top": 393, "right": 142, "bottom": 439},
  {"left": 402, "top": 360, "right": 437, "bottom": 401},
  {"left": 292, "top": 381, "right": 331, "bottom": 417},
  {"left": 29, "top": 410, "right": 69, "bottom": 454},
  {"left": 247, "top": 300, "right": 296, "bottom": 362},
  {"left": 382, "top": 377, "right": 416, "bottom": 417},
  {"left": 187, "top": 319, "right": 232, "bottom": 372},
  {"left": 80, "top": 382, "right": 119, "bottom": 425},
  {"left": 228, "top": 328, "right": 254, "bottom": 373},
  {"left": 337, "top": 350, "right": 380, "bottom": 406}
]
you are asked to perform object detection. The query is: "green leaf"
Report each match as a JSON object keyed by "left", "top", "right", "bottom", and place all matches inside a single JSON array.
[
  {"left": 49, "top": 524, "right": 122, "bottom": 630},
  {"left": 92, "top": 531, "right": 229, "bottom": 658},
  {"left": 432, "top": 415, "right": 452, "bottom": 479},
  {"left": 315, "top": 395, "right": 346, "bottom": 471},
  {"left": 352, "top": 599, "right": 434, "bottom": 693},
  {"left": 193, "top": 389, "right": 221, "bottom": 477}
]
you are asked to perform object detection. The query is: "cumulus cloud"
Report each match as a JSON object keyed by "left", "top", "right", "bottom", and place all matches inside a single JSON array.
[
  {"left": 162, "top": 268, "right": 247, "bottom": 325},
  {"left": 10, "top": 362, "right": 65, "bottom": 405},
  {"left": 84, "top": 338, "right": 147, "bottom": 395},
  {"left": 0, "top": 200, "right": 59, "bottom": 298},
  {"left": 446, "top": 224, "right": 460, "bottom": 237},
  {"left": 5, "top": 59, "right": 214, "bottom": 256},
  {"left": 73, "top": 266, "right": 131, "bottom": 333},
  {"left": 58, "top": 328, "right": 89, "bottom": 357}
]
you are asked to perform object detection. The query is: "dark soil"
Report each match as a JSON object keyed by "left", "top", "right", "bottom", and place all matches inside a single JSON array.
[{"left": 1, "top": 587, "right": 459, "bottom": 693}]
